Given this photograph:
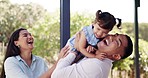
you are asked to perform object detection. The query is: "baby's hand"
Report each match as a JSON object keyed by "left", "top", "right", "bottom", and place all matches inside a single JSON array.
[
  {"left": 95, "top": 52, "right": 107, "bottom": 60},
  {"left": 86, "top": 45, "right": 97, "bottom": 53}
]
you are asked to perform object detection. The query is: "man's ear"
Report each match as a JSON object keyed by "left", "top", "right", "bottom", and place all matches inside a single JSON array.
[{"left": 112, "top": 54, "right": 121, "bottom": 60}]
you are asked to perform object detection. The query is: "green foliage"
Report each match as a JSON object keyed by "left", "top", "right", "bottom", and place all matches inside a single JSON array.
[
  {"left": 0, "top": 0, "right": 60, "bottom": 63},
  {"left": 70, "top": 12, "right": 94, "bottom": 36},
  {"left": 118, "top": 23, "right": 148, "bottom": 42},
  {"left": 139, "top": 39, "right": 148, "bottom": 73},
  {"left": 0, "top": 1, "right": 47, "bottom": 43},
  {"left": 139, "top": 23, "right": 148, "bottom": 41},
  {"left": 29, "top": 13, "right": 61, "bottom": 62},
  {"left": 113, "top": 58, "right": 134, "bottom": 71}
]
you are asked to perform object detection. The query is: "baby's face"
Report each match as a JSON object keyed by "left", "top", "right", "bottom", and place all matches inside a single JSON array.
[{"left": 93, "top": 23, "right": 110, "bottom": 38}]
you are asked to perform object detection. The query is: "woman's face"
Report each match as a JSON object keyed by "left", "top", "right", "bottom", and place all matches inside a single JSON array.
[{"left": 15, "top": 30, "right": 34, "bottom": 52}]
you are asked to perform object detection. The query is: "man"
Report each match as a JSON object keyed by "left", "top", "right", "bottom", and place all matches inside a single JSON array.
[{"left": 51, "top": 33, "right": 133, "bottom": 78}]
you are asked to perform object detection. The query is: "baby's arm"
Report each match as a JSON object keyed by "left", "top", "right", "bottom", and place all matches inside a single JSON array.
[
  {"left": 75, "top": 31, "right": 107, "bottom": 60},
  {"left": 86, "top": 45, "right": 107, "bottom": 60},
  {"left": 95, "top": 51, "right": 107, "bottom": 60},
  {"left": 78, "top": 31, "right": 96, "bottom": 58}
]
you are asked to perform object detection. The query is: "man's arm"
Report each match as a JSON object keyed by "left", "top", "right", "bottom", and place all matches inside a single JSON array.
[
  {"left": 51, "top": 53, "right": 76, "bottom": 78},
  {"left": 52, "top": 56, "right": 104, "bottom": 78}
]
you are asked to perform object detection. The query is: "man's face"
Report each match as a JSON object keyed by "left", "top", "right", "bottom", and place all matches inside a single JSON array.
[{"left": 97, "top": 34, "right": 128, "bottom": 56}]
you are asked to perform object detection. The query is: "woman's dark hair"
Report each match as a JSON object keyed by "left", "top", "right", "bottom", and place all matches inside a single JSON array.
[
  {"left": 94, "top": 10, "right": 122, "bottom": 31},
  {"left": 0, "top": 28, "right": 27, "bottom": 78},
  {"left": 121, "top": 35, "right": 133, "bottom": 59}
]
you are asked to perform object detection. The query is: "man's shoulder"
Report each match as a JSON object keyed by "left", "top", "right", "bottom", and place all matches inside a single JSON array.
[{"left": 84, "top": 58, "right": 112, "bottom": 64}]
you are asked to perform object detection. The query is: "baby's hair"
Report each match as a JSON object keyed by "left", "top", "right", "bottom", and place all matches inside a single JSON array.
[
  {"left": 116, "top": 18, "right": 122, "bottom": 29},
  {"left": 94, "top": 10, "right": 122, "bottom": 31}
]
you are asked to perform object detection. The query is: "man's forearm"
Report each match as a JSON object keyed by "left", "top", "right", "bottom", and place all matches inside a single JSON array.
[
  {"left": 51, "top": 53, "right": 76, "bottom": 78},
  {"left": 55, "top": 53, "right": 76, "bottom": 69}
]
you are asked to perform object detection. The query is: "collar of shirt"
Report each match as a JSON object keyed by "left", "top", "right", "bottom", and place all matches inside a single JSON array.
[
  {"left": 15, "top": 55, "right": 36, "bottom": 67},
  {"left": 16, "top": 54, "right": 36, "bottom": 62}
]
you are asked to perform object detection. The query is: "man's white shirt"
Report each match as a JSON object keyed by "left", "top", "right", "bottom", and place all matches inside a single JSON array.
[{"left": 51, "top": 53, "right": 113, "bottom": 78}]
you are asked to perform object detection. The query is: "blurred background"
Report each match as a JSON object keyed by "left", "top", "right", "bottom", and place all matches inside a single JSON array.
[{"left": 0, "top": 0, "right": 148, "bottom": 78}]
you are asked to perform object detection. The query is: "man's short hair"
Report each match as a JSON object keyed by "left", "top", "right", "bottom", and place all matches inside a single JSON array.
[{"left": 121, "top": 35, "right": 133, "bottom": 59}]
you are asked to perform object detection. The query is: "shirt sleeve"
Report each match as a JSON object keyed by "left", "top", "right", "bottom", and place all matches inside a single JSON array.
[
  {"left": 52, "top": 56, "right": 105, "bottom": 78},
  {"left": 51, "top": 53, "right": 76, "bottom": 78},
  {"left": 78, "top": 58, "right": 103, "bottom": 78},
  {"left": 4, "top": 58, "right": 29, "bottom": 78}
]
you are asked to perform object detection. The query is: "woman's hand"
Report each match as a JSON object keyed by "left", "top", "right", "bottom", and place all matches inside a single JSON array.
[
  {"left": 39, "top": 46, "right": 70, "bottom": 78},
  {"left": 58, "top": 46, "right": 70, "bottom": 61}
]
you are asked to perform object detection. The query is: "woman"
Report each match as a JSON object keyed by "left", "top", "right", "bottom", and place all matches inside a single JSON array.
[{"left": 1, "top": 28, "right": 49, "bottom": 78}]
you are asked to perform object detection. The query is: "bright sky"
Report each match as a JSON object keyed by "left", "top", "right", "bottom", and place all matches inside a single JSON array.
[{"left": 10, "top": 0, "right": 147, "bottom": 23}]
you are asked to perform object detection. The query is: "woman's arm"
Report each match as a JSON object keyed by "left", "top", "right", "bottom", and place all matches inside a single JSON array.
[
  {"left": 39, "top": 46, "right": 70, "bottom": 78},
  {"left": 39, "top": 62, "right": 57, "bottom": 78}
]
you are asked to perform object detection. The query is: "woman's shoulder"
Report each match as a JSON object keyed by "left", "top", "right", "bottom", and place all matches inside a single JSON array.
[
  {"left": 5, "top": 56, "right": 17, "bottom": 61},
  {"left": 4, "top": 56, "right": 19, "bottom": 65}
]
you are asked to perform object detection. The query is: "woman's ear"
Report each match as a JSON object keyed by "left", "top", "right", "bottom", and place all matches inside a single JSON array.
[
  {"left": 112, "top": 54, "right": 121, "bottom": 60},
  {"left": 14, "top": 41, "right": 18, "bottom": 46}
]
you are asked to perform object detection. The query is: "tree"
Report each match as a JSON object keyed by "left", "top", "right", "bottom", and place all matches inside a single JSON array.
[{"left": 0, "top": 1, "right": 47, "bottom": 43}]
